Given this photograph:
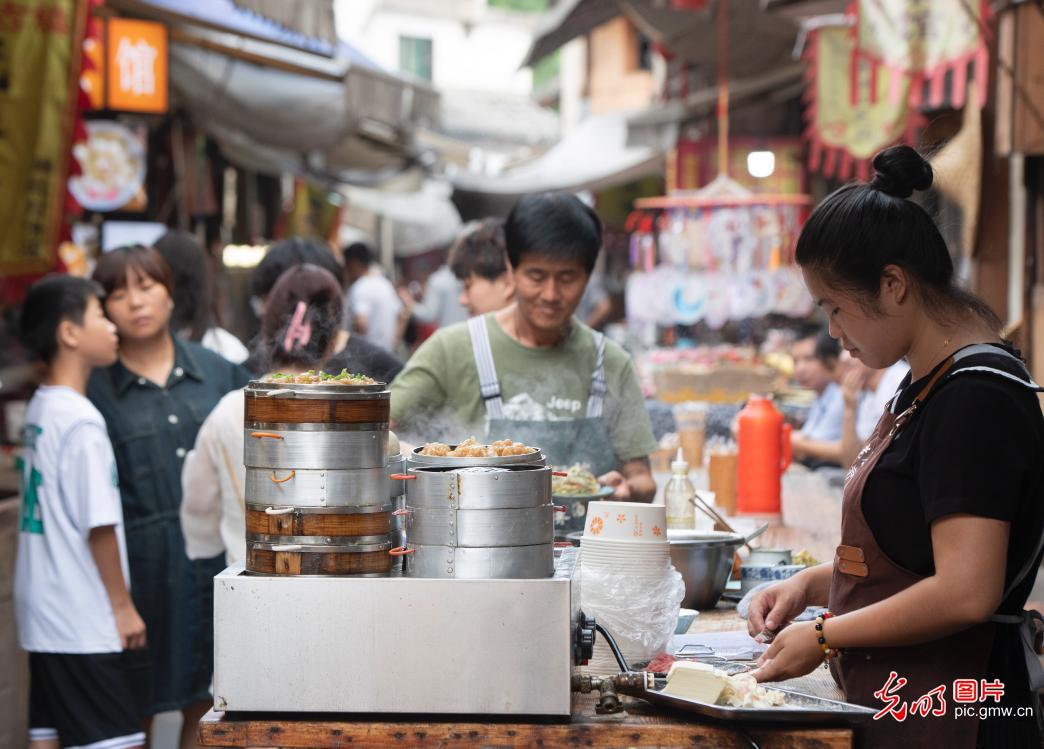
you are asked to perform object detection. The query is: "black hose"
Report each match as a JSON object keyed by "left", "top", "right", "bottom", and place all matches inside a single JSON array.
[{"left": 594, "top": 623, "right": 630, "bottom": 673}]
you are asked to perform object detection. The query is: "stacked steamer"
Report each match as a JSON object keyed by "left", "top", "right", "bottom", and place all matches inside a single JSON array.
[
  {"left": 580, "top": 501, "right": 684, "bottom": 675},
  {"left": 398, "top": 445, "right": 555, "bottom": 578},
  {"left": 243, "top": 379, "right": 399, "bottom": 576}
]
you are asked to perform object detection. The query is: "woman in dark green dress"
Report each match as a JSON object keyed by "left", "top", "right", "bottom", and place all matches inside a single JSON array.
[{"left": 88, "top": 245, "right": 250, "bottom": 747}]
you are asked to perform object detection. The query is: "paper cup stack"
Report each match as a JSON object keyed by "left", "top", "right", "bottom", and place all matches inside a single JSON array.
[{"left": 580, "top": 501, "right": 681, "bottom": 675}]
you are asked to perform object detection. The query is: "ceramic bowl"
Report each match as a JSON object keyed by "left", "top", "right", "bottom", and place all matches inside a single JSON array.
[
  {"left": 739, "top": 563, "right": 805, "bottom": 593},
  {"left": 746, "top": 548, "right": 793, "bottom": 566}
]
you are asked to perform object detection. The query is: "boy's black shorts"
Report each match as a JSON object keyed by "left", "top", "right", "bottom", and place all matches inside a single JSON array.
[{"left": 29, "top": 649, "right": 151, "bottom": 748}]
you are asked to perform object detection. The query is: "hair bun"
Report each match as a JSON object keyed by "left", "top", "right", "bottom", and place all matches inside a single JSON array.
[{"left": 869, "top": 145, "right": 933, "bottom": 198}]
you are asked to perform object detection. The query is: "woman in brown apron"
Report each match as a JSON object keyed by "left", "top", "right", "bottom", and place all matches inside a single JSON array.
[{"left": 746, "top": 146, "right": 1044, "bottom": 748}]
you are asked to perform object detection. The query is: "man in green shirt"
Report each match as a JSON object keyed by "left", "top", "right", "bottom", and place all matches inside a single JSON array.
[{"left": 391, "top": 192, "right": 657, "bottom": 501}]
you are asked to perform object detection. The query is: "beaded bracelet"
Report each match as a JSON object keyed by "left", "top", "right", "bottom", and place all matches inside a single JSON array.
[{"left": 814, "top": 612, "right": 841, "bottom": 659}]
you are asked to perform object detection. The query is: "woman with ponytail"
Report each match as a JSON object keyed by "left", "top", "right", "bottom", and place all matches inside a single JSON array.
[
  {"left": 179, "top": 264, "right": 345, "bottom": 566},
  {"left": 746, "top": 146, "right": 1044, "bottom": 747}
]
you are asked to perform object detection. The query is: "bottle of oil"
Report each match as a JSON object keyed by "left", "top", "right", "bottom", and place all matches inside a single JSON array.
[{"left": 665, "top": 448, "right": 696, "bottom": 530}]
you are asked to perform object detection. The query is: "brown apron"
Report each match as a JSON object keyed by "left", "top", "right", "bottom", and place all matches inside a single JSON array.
[{"left": 828, "top": 359, "right": 996, "bottom": 748}]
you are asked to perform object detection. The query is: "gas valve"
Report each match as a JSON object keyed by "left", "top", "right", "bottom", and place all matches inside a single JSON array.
[{"left": 574, "top": 611, "right": 597, "bottom": 665}]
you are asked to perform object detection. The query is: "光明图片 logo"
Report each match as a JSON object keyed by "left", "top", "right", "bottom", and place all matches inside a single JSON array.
[{"left": 873, "top": 671, "right": 1034, "bottom": 721}]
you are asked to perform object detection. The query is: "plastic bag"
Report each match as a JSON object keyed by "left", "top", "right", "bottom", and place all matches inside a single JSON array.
[{"left": 580, "top": 559, "right": 685, "bottom": 671}]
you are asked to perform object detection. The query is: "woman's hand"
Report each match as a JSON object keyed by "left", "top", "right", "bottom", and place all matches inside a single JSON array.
[
  {"left": 746, "top": 576, "right": 809, "bottom": 640},
  {"left": 750, "top": 621, "right": 824, "bottom": 683}
]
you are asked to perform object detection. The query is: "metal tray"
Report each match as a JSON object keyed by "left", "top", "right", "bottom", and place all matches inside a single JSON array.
[{"left": 630, "top": 677, "right": 877, "bottom": 725}]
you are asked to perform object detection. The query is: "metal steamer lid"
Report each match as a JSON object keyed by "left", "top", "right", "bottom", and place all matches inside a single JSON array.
[
  {"left": 245, "top": 379, "right": 390, "bottom": 400},
  {"left": 408, "top": 445, "right": 546, "bottom": 467}
]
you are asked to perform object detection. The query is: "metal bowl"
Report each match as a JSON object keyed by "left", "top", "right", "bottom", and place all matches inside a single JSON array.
[{"left": 668, "top": 534, "right": 745, "bottom": 610}]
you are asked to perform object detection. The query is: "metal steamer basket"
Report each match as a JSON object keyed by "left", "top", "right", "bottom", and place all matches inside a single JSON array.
[
  {"left": 242, "top": 379, "right": 396, "bottom": 576},
  {"left": 244, "top": 380, "right": 390, "bottom": 470},
  {"left": 395, "top": 463, "right": 558, "bottom": 579}
]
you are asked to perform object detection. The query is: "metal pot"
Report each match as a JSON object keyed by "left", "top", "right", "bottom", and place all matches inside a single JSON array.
[
  {"left": 244, "top": 426, "right": 387, "bottom": 470},
  {"left": 403, "top": 504, "right": 555, "bottom": 548},
  {"left": 245, "top": 466, "right": 391, "bottom": 507},
  {"left": 407, "top": 445, "right": 546, "bottom": 469},
  {"left": 245, "top": 454, "right": 404, "bottom": 508},
  {"left": 668, "top": 534, "right": 746, "bottom": 610},
  {"left": 403, "top": 465, "right": 550, "bottom": 510},
  {"left": 400, "top": 542, "right": 554, "bottom": 579}
]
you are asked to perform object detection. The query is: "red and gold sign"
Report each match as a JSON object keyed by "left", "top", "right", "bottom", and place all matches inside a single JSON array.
[{"left": 0, "top": 0, "right": 86, "bottom": 281}]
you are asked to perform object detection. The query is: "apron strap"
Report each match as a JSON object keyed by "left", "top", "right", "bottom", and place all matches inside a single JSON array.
[
  {"left": 467, "top": 316, "right": 504, "bottom": 420},
  {"left": 586, "top": 332, "right": 608, "bottom": 419}
]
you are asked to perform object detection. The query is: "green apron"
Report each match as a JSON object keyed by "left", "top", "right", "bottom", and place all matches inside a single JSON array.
[{"left": 467, "top": 317, "right": 617, "bottom": 534}]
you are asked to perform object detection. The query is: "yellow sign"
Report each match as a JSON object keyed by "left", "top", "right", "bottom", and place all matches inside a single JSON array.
[
  {"left": 106, "top": 17, "right": 167, "bottom": 113},
  {"left": 0, "top": 0, "right": 85, "bottom": 276}
]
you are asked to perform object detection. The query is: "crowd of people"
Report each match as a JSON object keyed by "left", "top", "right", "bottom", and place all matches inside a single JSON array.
[{"left": 11, "top": 158, "right": 1044, "bottom": 749}]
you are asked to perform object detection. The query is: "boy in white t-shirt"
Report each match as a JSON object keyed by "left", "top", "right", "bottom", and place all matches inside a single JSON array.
[{"left": 15, "top": 275, "right": 148, "bottom": 749}]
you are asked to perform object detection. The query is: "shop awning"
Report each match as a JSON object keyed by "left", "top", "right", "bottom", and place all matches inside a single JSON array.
[
  {"left": 109, "top": 0, "right": 438, "bottom": 185},
  {"left": 450, "top": 113, "right": 662, "bottom": 196},
  {"left": 341, "top": 180, "right": 463, "bottom": 257},
  {"left": 522, "top": 0, "right": 798, "bottom": 81},
  {"left": 107, "top": 0, "right": 341, "bottom": 57}
]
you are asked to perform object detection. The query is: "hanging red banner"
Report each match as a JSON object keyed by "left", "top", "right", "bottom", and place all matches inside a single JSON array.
[
  {"left": 0, "top": 0, "right": 88, "bottom": 294},
  {"left": 803, "top": 0, "right": 990, "bottom": 180}
]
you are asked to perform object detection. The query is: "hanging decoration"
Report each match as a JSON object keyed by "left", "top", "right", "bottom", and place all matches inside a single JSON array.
[
  {"left": 853, "top": 0, "right": 990, "bottom": 111},
  {"left": 626, "top": 0, "right": 814, "bottom": 329},
  {"left": 803, "top": 0, "right": 990, "bottom": 180},
  {"left": 803, "top": 25, "right": 919, "bottom": 181}
]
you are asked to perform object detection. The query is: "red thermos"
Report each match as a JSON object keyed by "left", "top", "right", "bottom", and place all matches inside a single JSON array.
[{"left": 736, "top": 395, "right": 792, "bottom": 514}]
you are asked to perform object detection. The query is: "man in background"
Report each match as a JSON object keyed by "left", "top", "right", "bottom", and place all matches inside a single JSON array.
[
  {"left": 789, "top": 326, "right": 845, "bottom": 468},
  {"left": 342, "top": 242, "right": 403, "bottom": 352}
]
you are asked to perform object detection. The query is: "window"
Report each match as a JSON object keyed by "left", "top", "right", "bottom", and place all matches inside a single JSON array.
[{"left": 399, "top": 36, "right": 432, "bottom": 82}]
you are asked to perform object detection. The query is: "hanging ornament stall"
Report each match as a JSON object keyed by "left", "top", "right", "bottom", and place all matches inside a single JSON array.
[{"left": 626, "top": 0, "right": 814, "bottom": 330}]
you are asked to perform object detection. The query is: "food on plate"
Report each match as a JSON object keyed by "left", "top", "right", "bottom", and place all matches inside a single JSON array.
[
  {"left": 792, "top": 548, "right": 819, "bottom": 567},
  {"left": 265, "top": 369, "right": 377, "bottom": 385},
  {"left": 418, "top": 436, "right": 536, "bottom": 458},
  {"left": 663, "top": 661, "right": 785, "bottom": 708},
  {"left": 552, "top": 463, "right": 600, "bottom": 496}
]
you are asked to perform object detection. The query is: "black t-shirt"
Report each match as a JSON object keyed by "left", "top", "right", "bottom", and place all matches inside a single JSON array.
[
  {"left": 861, "top": 345, "right": 1044, "bottom": 739},
  {"left": 862, "top": 345, "right": 1044, "bottom": 613},
  {"left": 244, "top": 335, "right": 404, "bottom": 385}
]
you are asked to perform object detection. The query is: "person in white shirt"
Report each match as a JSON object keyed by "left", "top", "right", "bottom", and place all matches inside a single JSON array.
[
  {"left": 403, "top": 264, "right": 468, "bottom": 329},
  {"left": 342, "top": 242, "right": 403, "bottom": 352},
  {"left": 181, "top": 264, "right": 345, "bottom": 565},
  {"left": 15, "top": 275, "right": 147, "bottom": 749},
  {"left": 838, "top": 357, "right": 910, "bottom": 468}
]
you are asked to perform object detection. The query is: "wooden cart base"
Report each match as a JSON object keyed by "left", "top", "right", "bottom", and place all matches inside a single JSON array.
[{"left": 198, "top": 693, "right": 855, "bottom": 749}]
